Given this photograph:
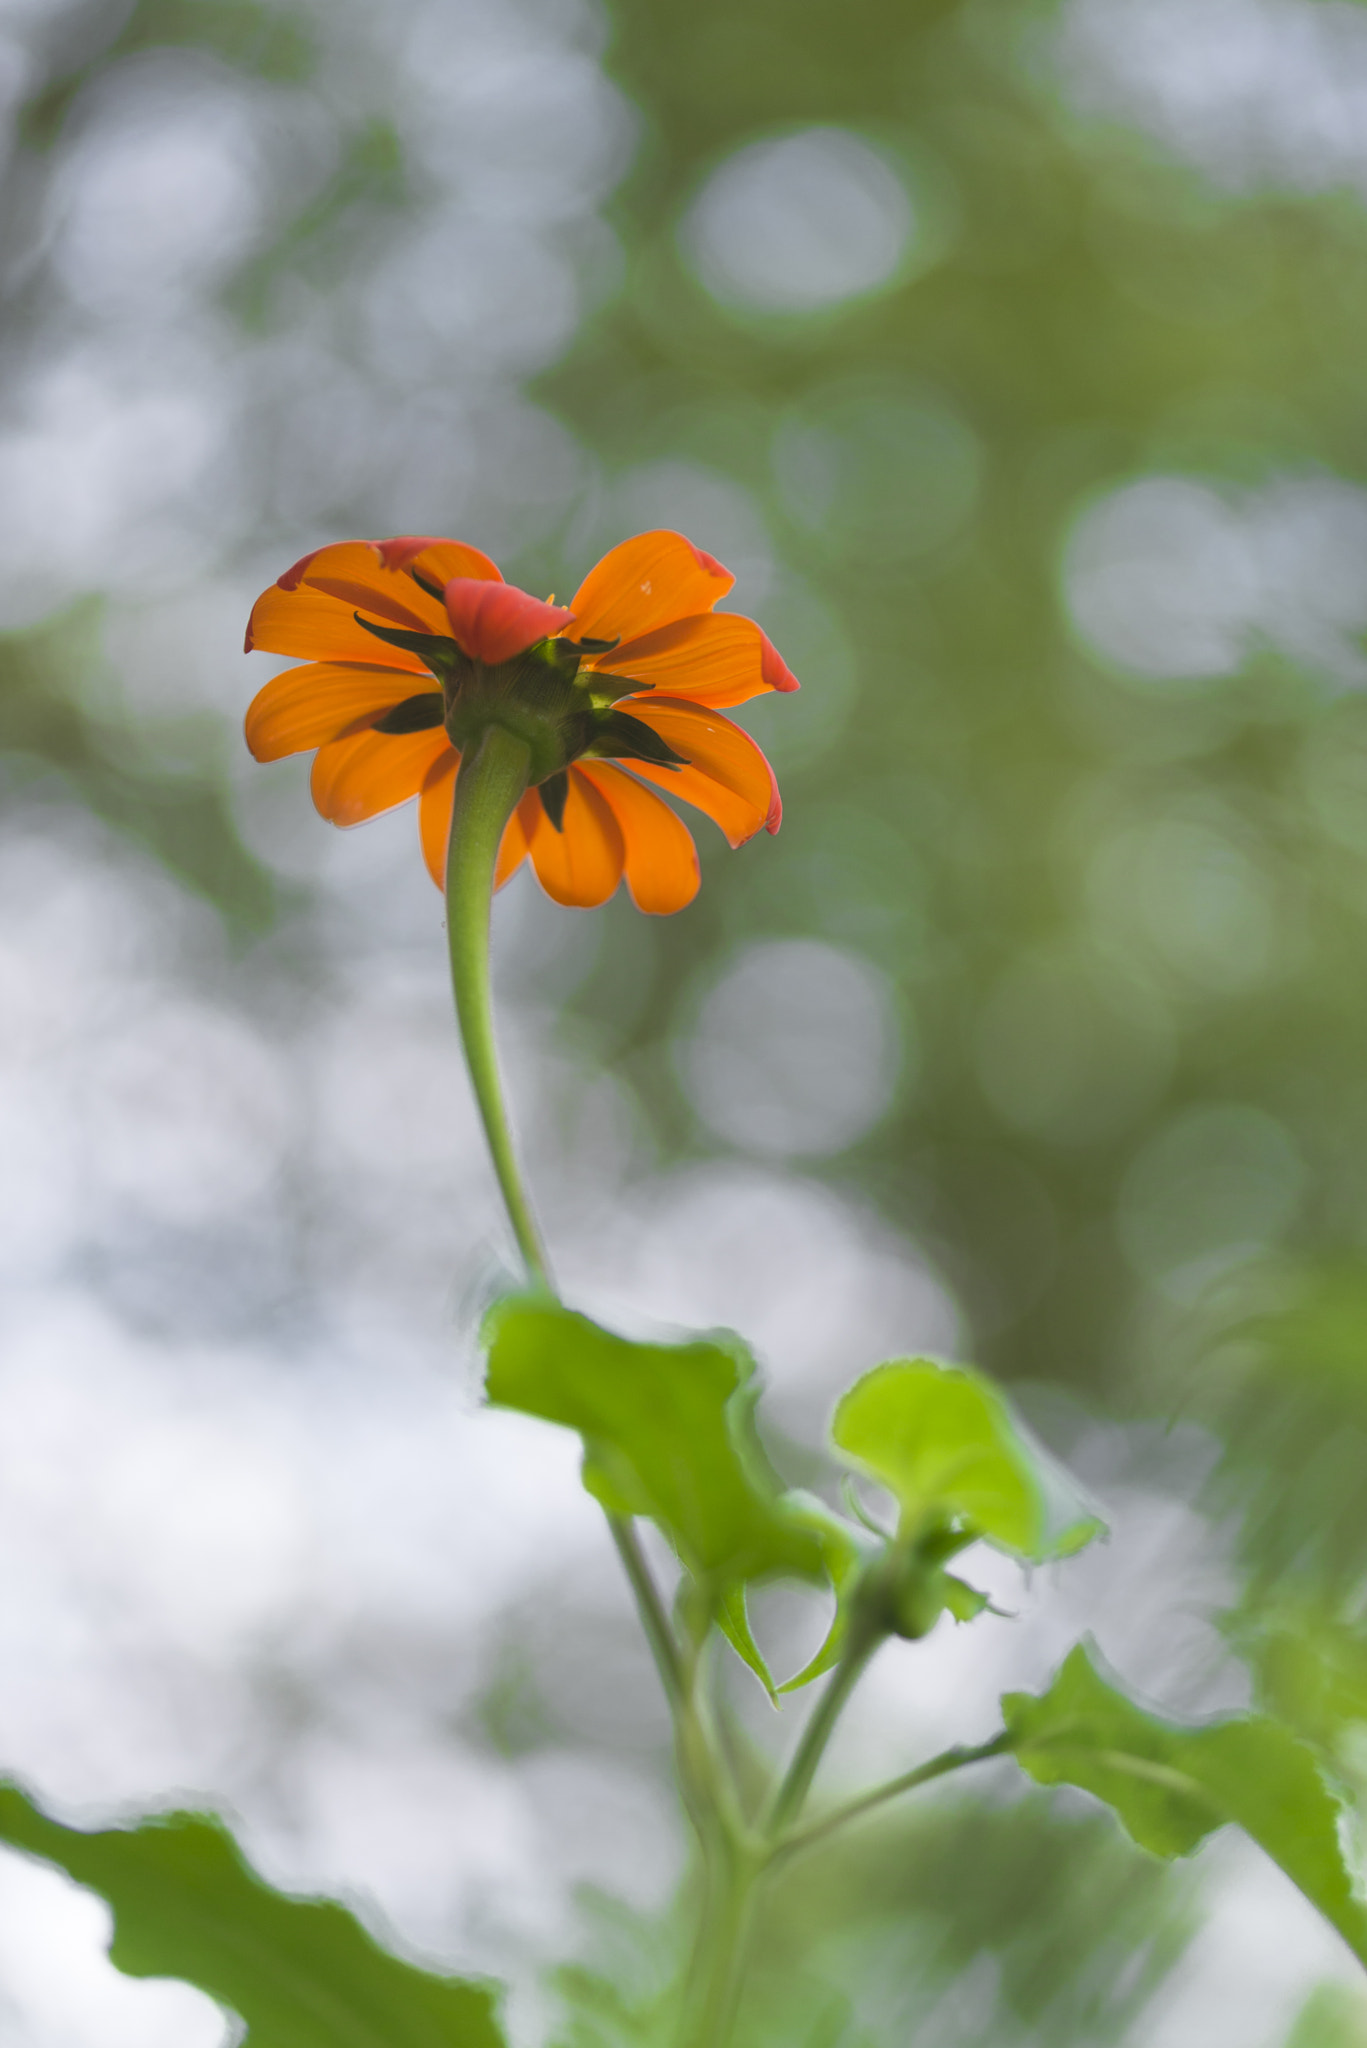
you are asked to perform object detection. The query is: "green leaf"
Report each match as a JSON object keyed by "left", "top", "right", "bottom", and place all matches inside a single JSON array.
[
  {"left": 0, "top": 1782, "right": 505, "bottom": 2048},
  {"left": 832, "top": 1359, "right": 1103, "bottom": 1561},
  {"left": 1004, "top": 1644, "right": 1367, "bottom": 1966},
  {"left": 482, "top": 1298, "right": 829, "bottom": 1603}
]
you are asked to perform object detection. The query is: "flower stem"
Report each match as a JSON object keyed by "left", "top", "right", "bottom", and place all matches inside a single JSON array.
[{"left": 444, "top": 723, "right": 552, "bottom": 1291}]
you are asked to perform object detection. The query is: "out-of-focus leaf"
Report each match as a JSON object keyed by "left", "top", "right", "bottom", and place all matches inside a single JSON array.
[
  {"left": 482, "top": 1299, "right": 831, "bottom": 1657},
  {"left": 1228, "top": 1597, "right": 1367, "bottom": 1760},
  {"left": 1003, "top": 1644, "right": 1367, "bottom": 1966},
  {"left": 0, "top": 1782, "right": 505, "bottom": 2048},
  {"left": 1284, "top": 1982, "right": 1367, "bottom": 2048},
  {"left": 833, "top": 1358, "right": 1102, "bottom": 1561}
]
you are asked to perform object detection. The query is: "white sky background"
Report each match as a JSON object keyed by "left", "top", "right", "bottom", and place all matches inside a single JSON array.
[{"left": 0, "top": 0, "right": 1362, "bottom": 2042}]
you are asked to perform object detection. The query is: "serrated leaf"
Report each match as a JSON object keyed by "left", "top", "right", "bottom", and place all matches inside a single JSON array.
[
  {"left": 482, "top": 1299, "right": 827, "bottom": 1599},
  {"left": 1004, "top": 1644, "right": 1367, "bottom": 1965},
  {"left": 833, "top": 1359, "right": 1103, "bottom": 1562},
  {"left": 0, "top": 1782, "right": 505, "bottom": 2047}
]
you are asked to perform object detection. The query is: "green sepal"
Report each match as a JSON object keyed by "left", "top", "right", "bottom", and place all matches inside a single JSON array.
[
  {"left": 353, "top": 612, "right": 463, "bottom": 677},
  {"left": 538, "top": 769, "right": 568, "bottom": 830},
  {"left": 833, "top": 1358, "right": 1104, "bottom": 1563},
  {"left": 373, "top": 691, "right": 445, "bottom": 734},
  {"left": 1004, "top": 1643, "right": 1367, "bottom": 1966},
  {"left": 558, "top": 633, "right": 619, "bottom": 659},
  {"left": 588, "top": 707, "right": 689, "bottom": 768},
  {"left": 482, "top": 1299, "right": 831, "bottom": 1675},
  {"left": 0, "top": 1781, "right": 505, "bottom": 2047}
]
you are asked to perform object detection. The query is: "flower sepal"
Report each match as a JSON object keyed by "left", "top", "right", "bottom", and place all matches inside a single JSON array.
[
  {"left": 442, "top": 643, "right": 597, "bottom": 787},
  {"left": 585, "top": 706, "right": 690, "bottom": 771}
]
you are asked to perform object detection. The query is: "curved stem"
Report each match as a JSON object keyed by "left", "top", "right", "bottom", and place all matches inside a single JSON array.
[
  {"left": 444, "top": 724, "right": 552, "bottom": 1290},
  {"left": 442, "top": 722, "right": 754, "bottom": 2040}
]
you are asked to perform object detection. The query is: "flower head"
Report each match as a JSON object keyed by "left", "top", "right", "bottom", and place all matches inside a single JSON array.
[{"left": 244, "top": 530, "right": 798, "bottom": 914}]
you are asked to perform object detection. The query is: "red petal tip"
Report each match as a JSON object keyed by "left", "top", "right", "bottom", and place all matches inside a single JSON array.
[
  {"left": 759, "top": 631, "right": 800, "bottom": 694},
  {"left": 444, "top": 577, "right": 575, "bottom": 664},
  {"left": 276, "top": 545, "right": 326, "bottom": 592},
  {"left": 690, "top": 542, "right": 732, "bottom": 581},
  {"left": 374, "top": 535, "right": 442, "bottom": 572}
]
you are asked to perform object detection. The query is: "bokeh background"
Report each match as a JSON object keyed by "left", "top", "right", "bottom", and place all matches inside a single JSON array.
[{"left": 4, "top": 0, "right": 1367, "bottom": 2041}]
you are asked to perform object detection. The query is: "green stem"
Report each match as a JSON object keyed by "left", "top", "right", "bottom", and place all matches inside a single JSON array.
[
  {"left": 765, "top": 1625, "right": 880, "bottom": 1839},
  {"left": 771, "top": 1731, "right": 1012, "bottom": 1866},
  {"left": 608, "top": 1513, "right": 687, "bottom": 1718},
  {"left": 444, "top": 724, "right": 552, "bottom": 1290},
  {"left": 678, "top": 1837, "right": 761, "bottom": 2048},
  {"left": 441, "top": 722, "right": 755, "bottom": 2041}
]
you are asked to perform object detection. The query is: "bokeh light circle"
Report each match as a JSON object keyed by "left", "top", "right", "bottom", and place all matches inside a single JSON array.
[
  {"left": 680, "top": 128, "right": 914, "bottom": 313},
  {"left": 677, "top": 938, "right": 900, "bottom": 1157}
]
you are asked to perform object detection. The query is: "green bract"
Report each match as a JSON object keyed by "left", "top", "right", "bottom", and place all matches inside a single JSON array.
[{"left": 0, "top": 1783, "right": 505, "bottom": 2048}]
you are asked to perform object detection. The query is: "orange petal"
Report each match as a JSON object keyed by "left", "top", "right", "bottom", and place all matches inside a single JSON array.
[
  {"left": 245, "top": 662, "right": 431, "bottom": 763},
  {"left": 374, "top": 535, "right": 504, "bottom": 586},
  {"left": 498, "top": 796, "right": 536, "bottom": 889},
  {"left": 419, "top": 757, "right": 532, "bottom": 891},
  {"left": 418, "top": 747, "right": 460, "bottom": 886},
  {"left": 289, "top": 541, "right": 450, "bottom": 635},
  {"left": 568, "top": 531, "right": 735, "bottom": 647},
  {"left": 612, "top": 698, "right": 781, "bottom": 845},
  {"left": 444, "top": 578, "right": 574, "bottom": 663},
  {"left": 310, "top": 727, "right": 452, "bottom": 827},
  {"left": 525, "top": 769, "right": 625, "bottom": 907},
  {"left": 577, "top": 762, "right": 700, "bottom": 914},
  {"left": 246, "top": 583, "right": 433, "bottom": 668},
  {"left": 588, "top": 611, "right": 799, "bottom": 709}
]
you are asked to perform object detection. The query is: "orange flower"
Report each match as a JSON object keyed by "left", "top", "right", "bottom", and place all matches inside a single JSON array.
[{"left": 244, "top": 530, "right": 798, "bottom": 914}]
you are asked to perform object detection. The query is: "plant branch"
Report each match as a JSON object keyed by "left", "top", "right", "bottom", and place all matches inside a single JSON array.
[
  {"left": 772, "top": 1730, "right": 1014, "bottom": 1865},
  {"left": 764, "top": 1624, "right": 880, "bottom": 1839}
]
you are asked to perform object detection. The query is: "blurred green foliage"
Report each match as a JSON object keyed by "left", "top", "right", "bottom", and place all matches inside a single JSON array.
[{"left": 557, "top": 1793, "right": 1195, "bottom": 2046}]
